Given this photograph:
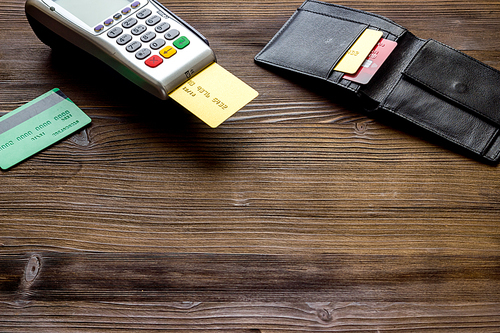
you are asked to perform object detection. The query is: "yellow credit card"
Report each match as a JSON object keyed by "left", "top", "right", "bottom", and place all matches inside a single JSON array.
[
  {"left": 334, "top": 29, "right": 383, "bottom": 74},
  {"left": 169, "top": 63, "right": 258, "bottom": 128}
]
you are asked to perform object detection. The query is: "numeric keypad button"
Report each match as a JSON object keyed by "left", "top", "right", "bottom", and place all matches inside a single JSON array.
[
  {"left": 107, "top": 27, "right": 123, "bottom": 38},
  {"left": 146, "top": 15, "right": 161, "bottom": 26},
  {"left": 126, "top": 41, "right": 142, "bottom": 52},
  {"left": 135, "top": 48, "right": 152, "bottom": 60},
  {"left": 155, "top": 22, "right": 170, "bottom": 33},
  {"left": 140, "top": 31, "right": 156, "bottom": 43},
  {"left": 165, "top": 29, "right": 180, "bottom": 40},
  {"left": 122, "top": 17, "right": 138, "bottom": 29},
  {"left": 150, "top": 39, "right": 166, "bottom": 50},
  {"left": 131, "top": 24, "right": 147, "bottom": 35},
  {"left": 117, "top": 34, "right": 133, "bottom": 45},
  {"left": 136, "top": 8, "right": 152, "bottom": 19}
]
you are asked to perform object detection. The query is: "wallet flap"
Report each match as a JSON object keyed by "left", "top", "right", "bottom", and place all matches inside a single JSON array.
[
  {"left": 403, "top": 39, "right": 500, "bottom": 126},
  {"left": 382, "top": 78, "right": 499, "bottom": 156}
]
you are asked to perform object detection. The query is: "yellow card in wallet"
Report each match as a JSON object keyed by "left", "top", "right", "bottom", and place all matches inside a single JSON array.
[
  {"left": 169, "top": 63, "right": 258, "bottom": 128},
  {"left": 334, "top": 29, "right": 383, "bottom": 74}
]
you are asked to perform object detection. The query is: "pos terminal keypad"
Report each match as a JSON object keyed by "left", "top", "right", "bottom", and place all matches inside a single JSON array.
[{"left": 106, "top": 2, "right": 190, "bottom": 67}]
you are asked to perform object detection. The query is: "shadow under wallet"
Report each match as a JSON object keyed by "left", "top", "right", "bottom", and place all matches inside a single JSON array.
[{"left": 255, "top": 0, "right": 500, "bottom": 163}]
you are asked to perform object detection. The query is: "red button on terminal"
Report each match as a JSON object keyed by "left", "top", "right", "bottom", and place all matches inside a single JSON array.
[{"left": 145, "top": 55, "right": 163, "bottom": 68}]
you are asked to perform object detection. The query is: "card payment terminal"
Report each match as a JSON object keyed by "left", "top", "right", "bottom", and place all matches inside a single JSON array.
[{"left": 25, "top": 0, "right": 217, "bottom": 100}]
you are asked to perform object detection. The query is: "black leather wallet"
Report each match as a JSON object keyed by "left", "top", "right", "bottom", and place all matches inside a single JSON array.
[{"left": 255, "top": 0, "right": 500, "bottom": 162}]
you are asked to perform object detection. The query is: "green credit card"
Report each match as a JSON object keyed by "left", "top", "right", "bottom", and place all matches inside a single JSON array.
[{"left": 0, "top": 88, "right": 91, "bottom": 169}]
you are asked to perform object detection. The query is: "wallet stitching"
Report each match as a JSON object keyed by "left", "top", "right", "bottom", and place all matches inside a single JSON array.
[
  {"left": 303, "top": 0, "right": 407, "bottom": 37},
  {"left": 380, "top": 77, "right": 484, "bottom": 155},
  {"left": 403, "top": 39, "right": 500, "bottom": 126}
]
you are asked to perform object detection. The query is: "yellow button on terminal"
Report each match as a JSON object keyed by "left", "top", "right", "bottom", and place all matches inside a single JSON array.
[{"left": 159, "top": 46, "right": 177, "bottom": 59}]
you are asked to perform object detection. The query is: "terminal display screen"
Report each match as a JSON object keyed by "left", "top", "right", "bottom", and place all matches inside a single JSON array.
[{"left": 53, "top": 0, "right": 134, "bottom": 27}]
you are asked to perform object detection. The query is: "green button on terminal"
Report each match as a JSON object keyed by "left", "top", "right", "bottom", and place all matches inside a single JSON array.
[{"left": 173, "top": 36, "right": 190, "bottom": 49}]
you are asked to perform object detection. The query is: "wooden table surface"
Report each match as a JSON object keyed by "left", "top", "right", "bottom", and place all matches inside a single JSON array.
[{"left": 1, "top": 0, "right": 500, "bottom": 331}]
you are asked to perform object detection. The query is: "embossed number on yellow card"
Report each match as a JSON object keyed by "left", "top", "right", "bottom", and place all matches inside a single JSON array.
[{"left": 169, "top": 63, "right": 258, "bottom": 128}]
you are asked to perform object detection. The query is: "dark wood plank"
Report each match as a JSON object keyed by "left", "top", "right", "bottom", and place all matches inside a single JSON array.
[
  {"left": 1, "top": 253, "right": 499, "bottom": 302},
  {"left": 1, "top": 253, "right": 499, "bottom": 331}
]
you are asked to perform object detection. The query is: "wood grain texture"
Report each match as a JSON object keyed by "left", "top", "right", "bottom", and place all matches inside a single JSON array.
[
  {"left": 2, "top": 301, "right": 499, "bottom": 333},
  {"left": 1, "top": 253, "right": 499, "bottom": 302},
  {"left": 1, "top": 0, "right": 500, "bottom": 331}
]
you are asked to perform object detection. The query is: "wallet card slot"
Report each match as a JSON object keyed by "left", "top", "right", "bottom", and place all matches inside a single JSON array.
[
  {"left": 383, "top": 77, "right": 498, "bottom": 156},
  {"left": 403, "top": 39, "right": 500, "bottom": 126},
  {"left": 326, "top": 26, "right": 384, "bottom": 85},
  {"left": 360, "top": 32, "right": 425, "bottom": 106},
  {"left": 254, "top": 8, "right": 368, "bottom": 80}
]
